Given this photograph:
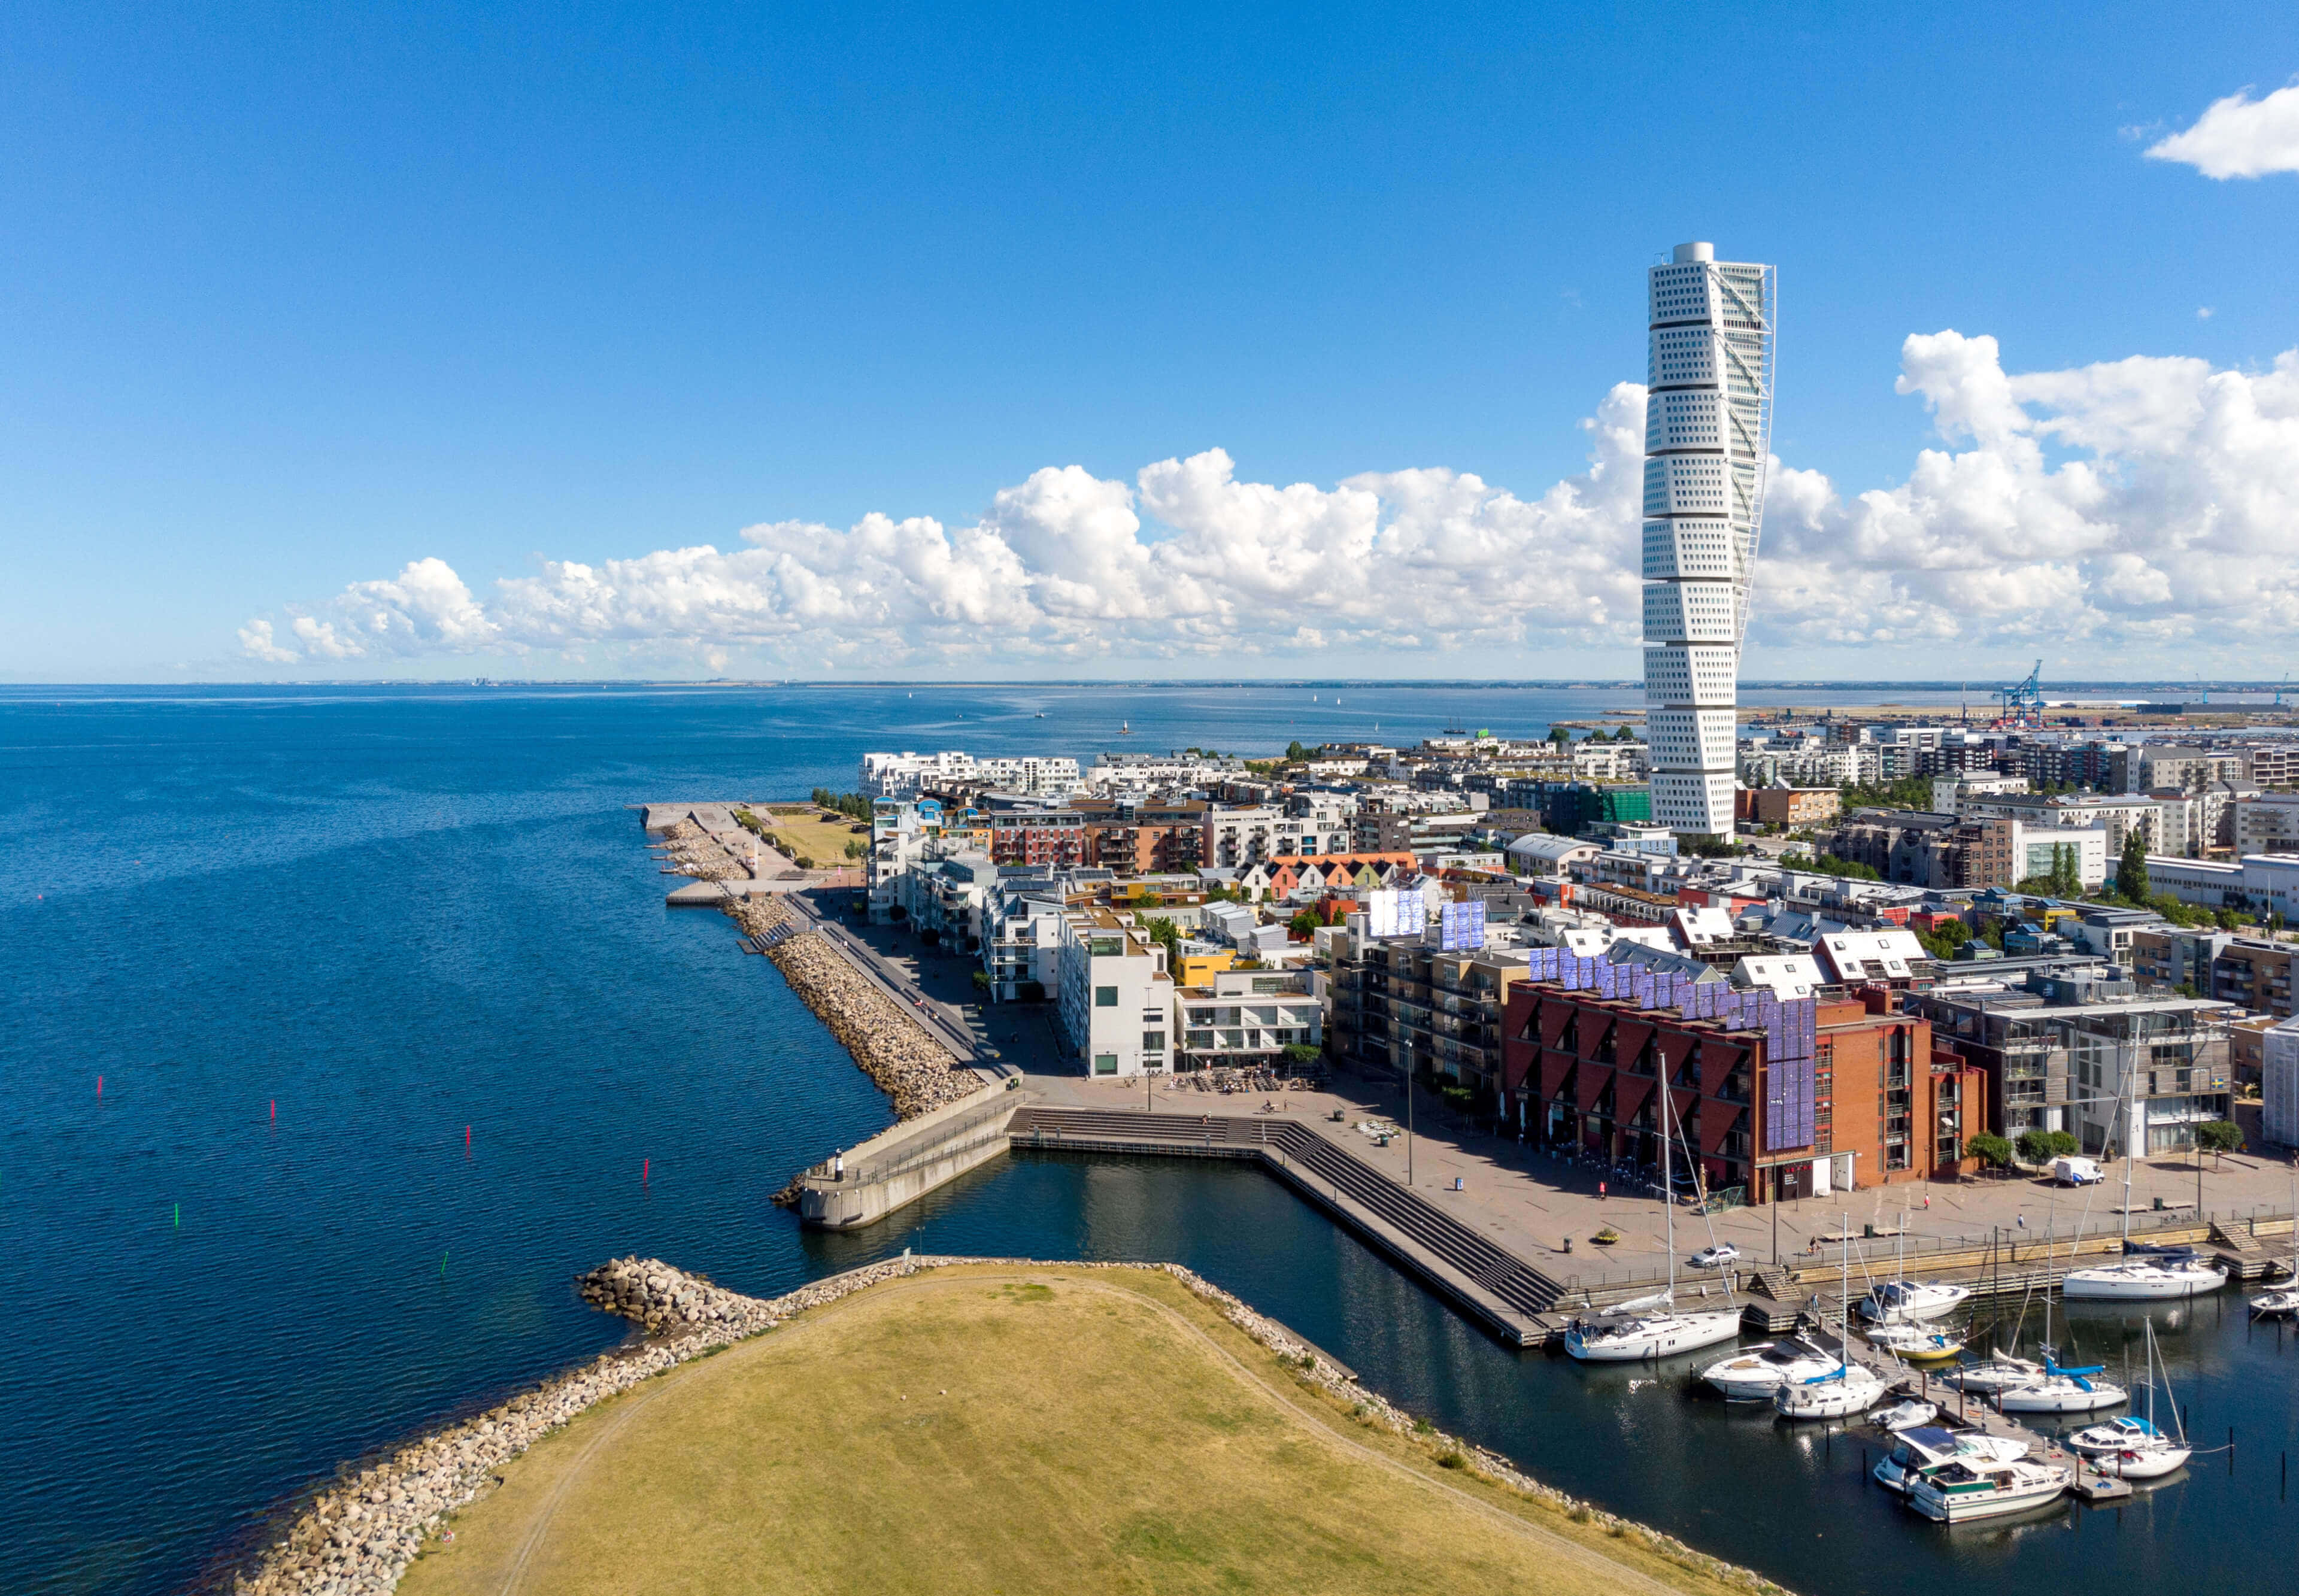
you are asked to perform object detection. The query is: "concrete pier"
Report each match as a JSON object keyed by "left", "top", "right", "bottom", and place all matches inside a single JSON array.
[{"left": 796, "top": 1081, "right": 1026, "bottom": 1227}]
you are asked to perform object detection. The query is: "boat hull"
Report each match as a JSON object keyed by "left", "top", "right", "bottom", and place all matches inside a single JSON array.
[
  {"left": 1567, "top": 1310, "right": 1742, "bottom": 1363},
  {"left": 1907, "top": 1476, "right": 2069, "bottom": 1522},
  {"left": 1996, "top": 1382, "right": 2126, "bottom": 1415},
  {"left": 2061, "top": 1265, "right": 2228, "bottom": 1301},
  {"left": 1775, "top": 1375, "right": 1886, "bottom": 1419}
]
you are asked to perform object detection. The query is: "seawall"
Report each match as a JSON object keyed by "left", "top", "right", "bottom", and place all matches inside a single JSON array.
[{"left": 795, "top": 1079, "right": 1024, "bottom": 1227}]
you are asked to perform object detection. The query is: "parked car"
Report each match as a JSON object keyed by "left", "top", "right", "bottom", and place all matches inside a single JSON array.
[
  {"left": 2052, "top": 1156, "right": 2103, "bottom": 1186},
  {"left": 1688, "top": 1243, "right": 1742, "bottom": 1270}
]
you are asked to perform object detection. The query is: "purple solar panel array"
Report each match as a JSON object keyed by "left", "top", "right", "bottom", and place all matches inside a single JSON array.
[{"left": 1521, "top": 948, "right": 1817, "bottom": 1148}]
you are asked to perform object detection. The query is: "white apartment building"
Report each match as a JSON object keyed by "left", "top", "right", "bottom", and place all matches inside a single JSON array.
[
  {"left": 1057, "top": 906, "right": 1174, "bottom": 1076},
  {"left": 979, "top": 879, "right": 1067, "bottom": 1002},
  {"left": 1085, "top": 751, "right": 1248, "bottom": 793},
  {"left": 1206, "top": 806, "right": 1288, "bottom": 867},
  {"left": 1642, "top": 241, "right": 1775, "bottom": 837},
  {"left": 1961, "top": 792, "right": 2160, "bottom": 854},
  {"left": 1172, "top": 966, "right": 1323, "bottom": 1070},
  {"left": 1930, "top": 773, "right": 2029, "bottom": 814},
  {"left": 2236, "top": 793, "right": 2299, "bottom": 855},
  {"left": 860, "top": 750, "right": 1081, "bottom": 798}
]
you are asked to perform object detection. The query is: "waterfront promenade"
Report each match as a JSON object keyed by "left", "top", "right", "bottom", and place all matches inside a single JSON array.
[{"left": 763, "top": 889, "right": 2297, "bottom": 1318}]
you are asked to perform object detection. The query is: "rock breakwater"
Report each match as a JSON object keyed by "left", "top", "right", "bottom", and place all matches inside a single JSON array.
[
  {"left": 763, "top": 931, "right": 979, "bottom": 1119},
  {"left": 230, "top": 1254, "right": 941, "bottom": 1596}
]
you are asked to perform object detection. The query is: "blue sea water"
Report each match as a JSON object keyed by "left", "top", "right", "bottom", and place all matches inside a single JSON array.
[{"left": 6, "top": 682, "right": 2284, "bottom": 1596}]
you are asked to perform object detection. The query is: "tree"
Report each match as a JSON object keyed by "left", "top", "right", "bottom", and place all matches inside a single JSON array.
[
  {"left": 2196, "top": 1119, "right": 2243, "bottom": 1166},
  {"left": 1548, "top": 727, "right": 1571, "bottom": 748},
  {"left": 2015, "top": 1128, "right": 2079, "bottom": 1166},
  {"left": 1138, "top": 915, "right": 1184, "bottom": 963},
  {"left": 2048, "top": 842, "right": 2082, "bottom": 900},
  {"left": 2118, "top": 830, "right": 2150, "bottom": 904},
  {"left": 1968, "top": 1133, "right": 2015, "bottom": 1172},
  {"left": 1285, "top": 739, "right": 1310, "bottom": 762},
  {"left": 1780, "top": 851, "right": 1882, "bottom": 881}
]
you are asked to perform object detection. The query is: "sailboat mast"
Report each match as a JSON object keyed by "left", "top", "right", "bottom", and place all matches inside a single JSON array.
[{"left": 1663, "top": 1072, "right": 1675, "bottom": 1298}]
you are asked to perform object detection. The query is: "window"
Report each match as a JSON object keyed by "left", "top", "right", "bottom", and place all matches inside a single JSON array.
[
  {"left": 1093, "top": 1054, "right": 1119, "bottom": 1075},
  {"left": 1144, "top": 1033, "right": 1165, "bottom": 1051},
  {"left": 1095, "top": 986, "right": 1119, "bottom": 1008}
]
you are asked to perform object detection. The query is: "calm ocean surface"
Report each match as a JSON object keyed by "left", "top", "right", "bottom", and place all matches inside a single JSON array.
[{"left": 3, "top": 682, "right": 2285, "bottom": 1596}]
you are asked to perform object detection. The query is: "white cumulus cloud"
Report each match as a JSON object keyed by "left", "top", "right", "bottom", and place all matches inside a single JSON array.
[
  {"left": 237, "top": 335, "right": 2299, "bottom": 674},
  {"left": 2146, "top": 80, "right": 2299, "bottom": 178}
]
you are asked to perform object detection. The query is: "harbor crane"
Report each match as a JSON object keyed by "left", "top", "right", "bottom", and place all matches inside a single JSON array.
[{"left": 1995, "top": 660, "right": 2045, "bottom": 729}]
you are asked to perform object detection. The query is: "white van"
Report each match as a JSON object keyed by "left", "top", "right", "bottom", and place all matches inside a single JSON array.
[{"left": 2052, "top": 1155, "right": 2103, "bottom": 1186}]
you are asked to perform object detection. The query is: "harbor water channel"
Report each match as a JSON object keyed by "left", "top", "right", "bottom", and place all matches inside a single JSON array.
[{"left": 4, "top": 682, "right": 2291, "bottom": 1596}]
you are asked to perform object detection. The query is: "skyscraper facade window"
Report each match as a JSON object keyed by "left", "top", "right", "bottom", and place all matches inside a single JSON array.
[{"left": 1642, "top": 241, "right": 1775, "bottom": 838}]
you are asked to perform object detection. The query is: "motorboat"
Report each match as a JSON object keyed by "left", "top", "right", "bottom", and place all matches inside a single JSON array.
[
  {"left": 1861, "top": 1279, "right": 1972, "bottom": 1324},
  {"left": 1995, "top": 1355, "right": 2127, "bottom": 1415},
  {"left": 1566, "top": 1298, "right": 1743, "bottom": 1362},
  {"left": 1867, "top": 1323, "right": 1966, "bottom": 1363},
  {"left": 2067, "top": 1416, "right": 2191, "bottom": 1479},
  {"left": 1701, "top": 1336, "right": 1841, "bottom": 1402},
  {"left": 1775, "top": 1360, "right": 1888, "bottom": 1420},
  {"left": 1873, "top": 1425, "right": 2030, "bottom": 1495},
  {"left": 1566, "top": 1085, "right": 1742, "bottom": 1364},
  {"left": 2062, "top": 1247, "right": 2228, "bottom": 1302},
  {"left": 1940, "top": 1352, "right": 2043, "bottom": 1394},
  {"left": 1906, "top": 1456, "right": 2073, "bottom": 1523},
  {"left": 1874, "top": 1399, "right": 1939, "bottom": 1431}
]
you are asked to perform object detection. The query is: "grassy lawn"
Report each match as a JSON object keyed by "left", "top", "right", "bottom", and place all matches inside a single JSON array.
[
  {"left": 399, "top": 1265, "right": 1745, "bottom": 1596},
  {"left": 742, "top": 806, "right": 868, "bottom": 869}
]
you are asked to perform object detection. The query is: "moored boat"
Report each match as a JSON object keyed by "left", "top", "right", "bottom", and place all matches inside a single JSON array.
[
  {"left": 1860, "top": 1279, "right": 1972, "bottom": 1324},
  {"left": 1701, "top": 1335, "right": 1840, "bottom": 1402},
  {"left": 1867, "top": 1322, "right": 1965, "bottom": 1363},
  {"left": 1873, "top": 1425, "right": 2030, "bottom": 1495},
  {"left": 1906, "top": 1456, "right": 2071, "bottom": 1522},
  {"left": 1775, "top": 1360, "right": 1888, "bottom": 1419}
]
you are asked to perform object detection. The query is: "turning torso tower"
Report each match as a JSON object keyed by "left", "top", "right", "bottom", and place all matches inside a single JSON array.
[{"left": 1641, "top": 241, "right": 1775, "bottom": 838}]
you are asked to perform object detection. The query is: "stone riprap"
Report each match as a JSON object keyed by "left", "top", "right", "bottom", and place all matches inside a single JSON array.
[
  {"left": 230, "top": 1254, "right": 1794, "bottom": 1596},
  {"left": 763, "top": 930, "right": 979, "bottom": 1119}
]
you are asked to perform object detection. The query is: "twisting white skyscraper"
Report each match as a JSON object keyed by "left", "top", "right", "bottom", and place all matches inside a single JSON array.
[{"left": 1642, "top": 241, "right": 1775, "bottom": 837}]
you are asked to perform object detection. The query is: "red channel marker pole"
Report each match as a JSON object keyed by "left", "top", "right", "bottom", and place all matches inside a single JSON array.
[
  {"left": 465, "top": 1125, "right": 472, "bottom": 1156},
  {"left": 642, "top": 1157, "right": 650, "bottom": 1186}
]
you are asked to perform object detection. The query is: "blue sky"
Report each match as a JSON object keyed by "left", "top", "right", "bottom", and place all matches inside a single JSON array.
[{"left": 3, "top": 2, "right": 2295, "bottom": 682}]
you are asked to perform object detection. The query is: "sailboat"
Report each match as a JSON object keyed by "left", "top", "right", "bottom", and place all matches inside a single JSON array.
[
  {"left": 2063, "top": 1060, "right": 2227, "bottom": 1301},
  {"left": 1775, "top": 1215, "right": 1889, "bottom": 1419},
  {"left": 1700, "top": 1334, "right": 1842, "bottom": 1402},
  {"left": 1860, "top": 1221, "right": 1972, "bottom": 1324},
  {"left": 2248, "top": 1168, "right": 2299, "bottom": 1316},
  {"left": 2066, "top": 1319, "right": 2190, "bottom": 1479},
  {"left": 1995, "top": 1227, "right": 2127, "bottom": 1415},
  {"left": 1565, "top": 1082, "right": 1742, "bottom": 1362}
]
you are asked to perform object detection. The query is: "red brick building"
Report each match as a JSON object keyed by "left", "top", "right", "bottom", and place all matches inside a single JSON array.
[
  {"left": 1500, "top": 978, "right": 1983, "bottom": 1205},
  {"left": 988, "top": 806, "right": 1087, "bottom": 867}
]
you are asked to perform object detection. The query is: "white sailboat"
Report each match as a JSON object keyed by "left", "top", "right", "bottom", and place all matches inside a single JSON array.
[
  {"left": 1939, "top": 1352, "right": 2043, "bottom": 1395},
  {"left": 1701, "top": 1334, "right": 1842, "bottom": 1402},
  {"left": 1775, "top": 1215, "right": 1888, "bottom": 1419},
  {"left": 2248, "top": 1169, "right": 2299, "bottom": 1316},
  {"left": 1995, "top": 1263, "right": 2125, "bottom": 1414},
  {"left": 2066, "top": 1319, "right": 2190, "bottom": 1479},
  {"left": 1860, "top": 1221, "right": 1973, "bottom": 1324},
  {"left": 1566, "top": 1082, "right": 1740, "bottom": 1363},
  {"left": 2063, "top": 1058, "right": 2227, "bottom": 1301}
]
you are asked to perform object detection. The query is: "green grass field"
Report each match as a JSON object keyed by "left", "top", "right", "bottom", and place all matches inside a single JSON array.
[
  {"left": 401, "top": 1265, "right": 1745, "bottom": 1596},
  {"left": 742, "top": 805, "right": 867, "bottom": 869}
]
